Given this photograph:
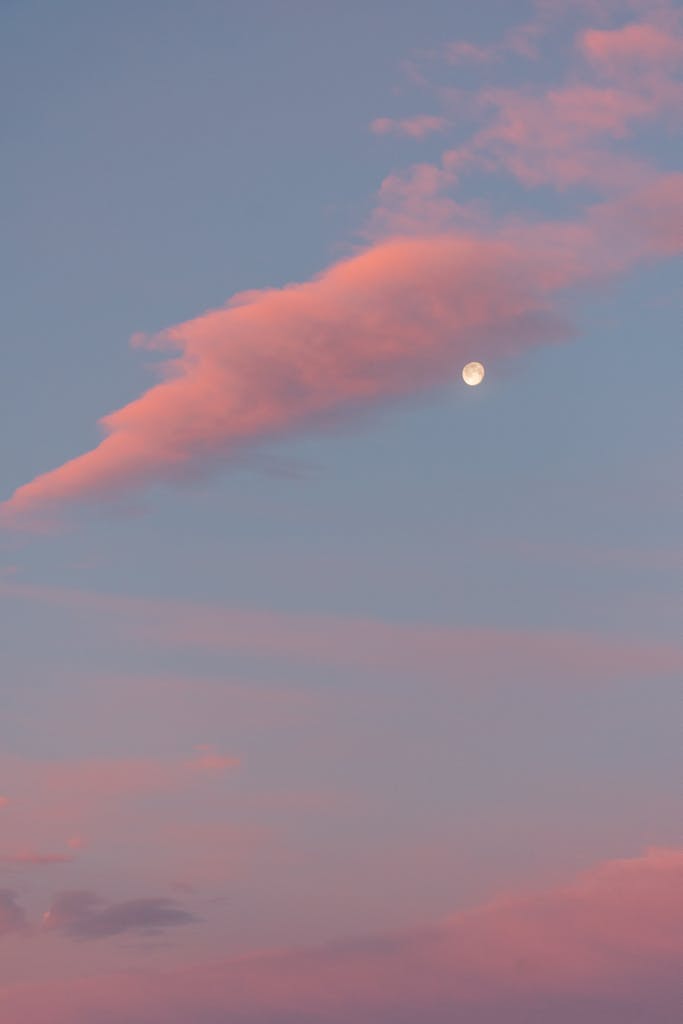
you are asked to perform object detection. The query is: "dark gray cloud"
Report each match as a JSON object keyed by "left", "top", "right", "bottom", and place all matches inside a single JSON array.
[
  {"left": 0, "top": 889, "right": 27, "bottom": 934},
  {"left": 43, "top": 890, "right": 198, "bottom": 940}
]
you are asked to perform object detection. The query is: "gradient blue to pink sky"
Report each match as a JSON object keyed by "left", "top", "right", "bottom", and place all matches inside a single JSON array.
[{"left": 1, "top": 1, "right": 682, "bottom": 1021}]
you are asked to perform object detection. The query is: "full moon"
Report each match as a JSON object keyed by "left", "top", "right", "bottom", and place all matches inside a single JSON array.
[{"left": 462, "top": 361, "right": 485, "bottom": 386}]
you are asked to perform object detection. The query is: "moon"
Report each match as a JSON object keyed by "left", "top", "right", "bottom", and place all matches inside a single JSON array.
[{"left": 462, "top": 361, "right": 485, "bottom": 386}]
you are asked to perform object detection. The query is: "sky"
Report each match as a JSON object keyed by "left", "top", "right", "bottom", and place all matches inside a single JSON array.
[{"left": 0, "top": 1, "right": 682, "bottom": 1020}]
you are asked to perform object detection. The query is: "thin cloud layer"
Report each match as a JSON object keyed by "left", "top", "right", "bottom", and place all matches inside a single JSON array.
[
  {"left": 2, "top": 848, "right": 681, "bottom": 1020},
  {"left": 4, "top": 580, "right": 682, "bottom": 682},
  {"left": 0, "top": 852, "right": 73, "bottom": 867},
  {"left": 2, "top": 6, "right": 681, "bottom": 525},
  {"left": 0, "top": 747, "right": 239, "bottom": 806},
  {"left": 0, "top": 745, "right": 240, "bottom": 876}
]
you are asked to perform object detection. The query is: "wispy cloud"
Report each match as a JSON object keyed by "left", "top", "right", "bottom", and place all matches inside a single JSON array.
[
  {"left": 3, "top": 580, "right": 682, "bottom": 682},
  {"left": 0, "top": 745, "right": 240, "bottom": 872},
  {"left": 0, "top": 745, "right": 239, "bottom": 843},
  {"left": 370, "top": 115, "right": 449, "bottom": 138}
]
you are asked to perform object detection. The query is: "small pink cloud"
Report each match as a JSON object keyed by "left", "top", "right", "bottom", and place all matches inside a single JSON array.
[
  {"left": 4, "top": 750, "right": 240, "bottom": 803},
  {"left": 443, "top": 4, "right": 552, "bottom": 65},
  {"left": 581, "top": 21, "right": 683, "bottom": 72},
  {"left": 188, "top": 745, "right": 240, "bottom": 775},
  {"left": 369, "top": 161, "right": 469, "bottom": 236},
  {"left": 471, "top": 82, "right": 661, "bottom": 190}
]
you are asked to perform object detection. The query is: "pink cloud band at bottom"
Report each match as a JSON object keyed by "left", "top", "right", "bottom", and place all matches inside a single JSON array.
[{"left": 0, "top": 847, "right": 680, "bottom": 1023}]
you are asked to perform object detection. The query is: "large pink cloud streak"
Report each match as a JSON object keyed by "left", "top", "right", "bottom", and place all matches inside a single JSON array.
[
  {"left": 1, "top": 233, "right": 573, "bottom": 522},
  {"left": 3, "top": 182, "right": 680, "bottom": 526}
]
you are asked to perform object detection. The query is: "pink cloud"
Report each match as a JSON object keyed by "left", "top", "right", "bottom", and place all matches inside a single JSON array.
[
  {"left": 581, "top": 21, "right": 683, "bottom": 71},
  {"left": 467, "top": 81, "right": 664, "bottom": 190},
  {"left": 156, "top": 607, "right": 683, "bottom": 682},
  {"left": 5, "top": 172, "right": 680, "bottom": 525},
  {"left": 443, "top": 7, "right": 551, "bottom": 65},
  {"left": 368, "top": 161, "right": 469, "bottom": 236},
  {"left": 1, "top": 848, "right": 680, "bottom": 1021},
  {"left": 1, "top": 10, "right": 681, "bottom": 525},
  {"left": 380, "top": 13, "right": 682, "bottom": 227},
  {"left": 370, "top": 115, "right": 449, "bottom": 138},
  {"left": 487, "top": 83, "right": 652, "bottom": 144},
  {"left": 0, "top": 232, "right": 577, "bottom": 523}
]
